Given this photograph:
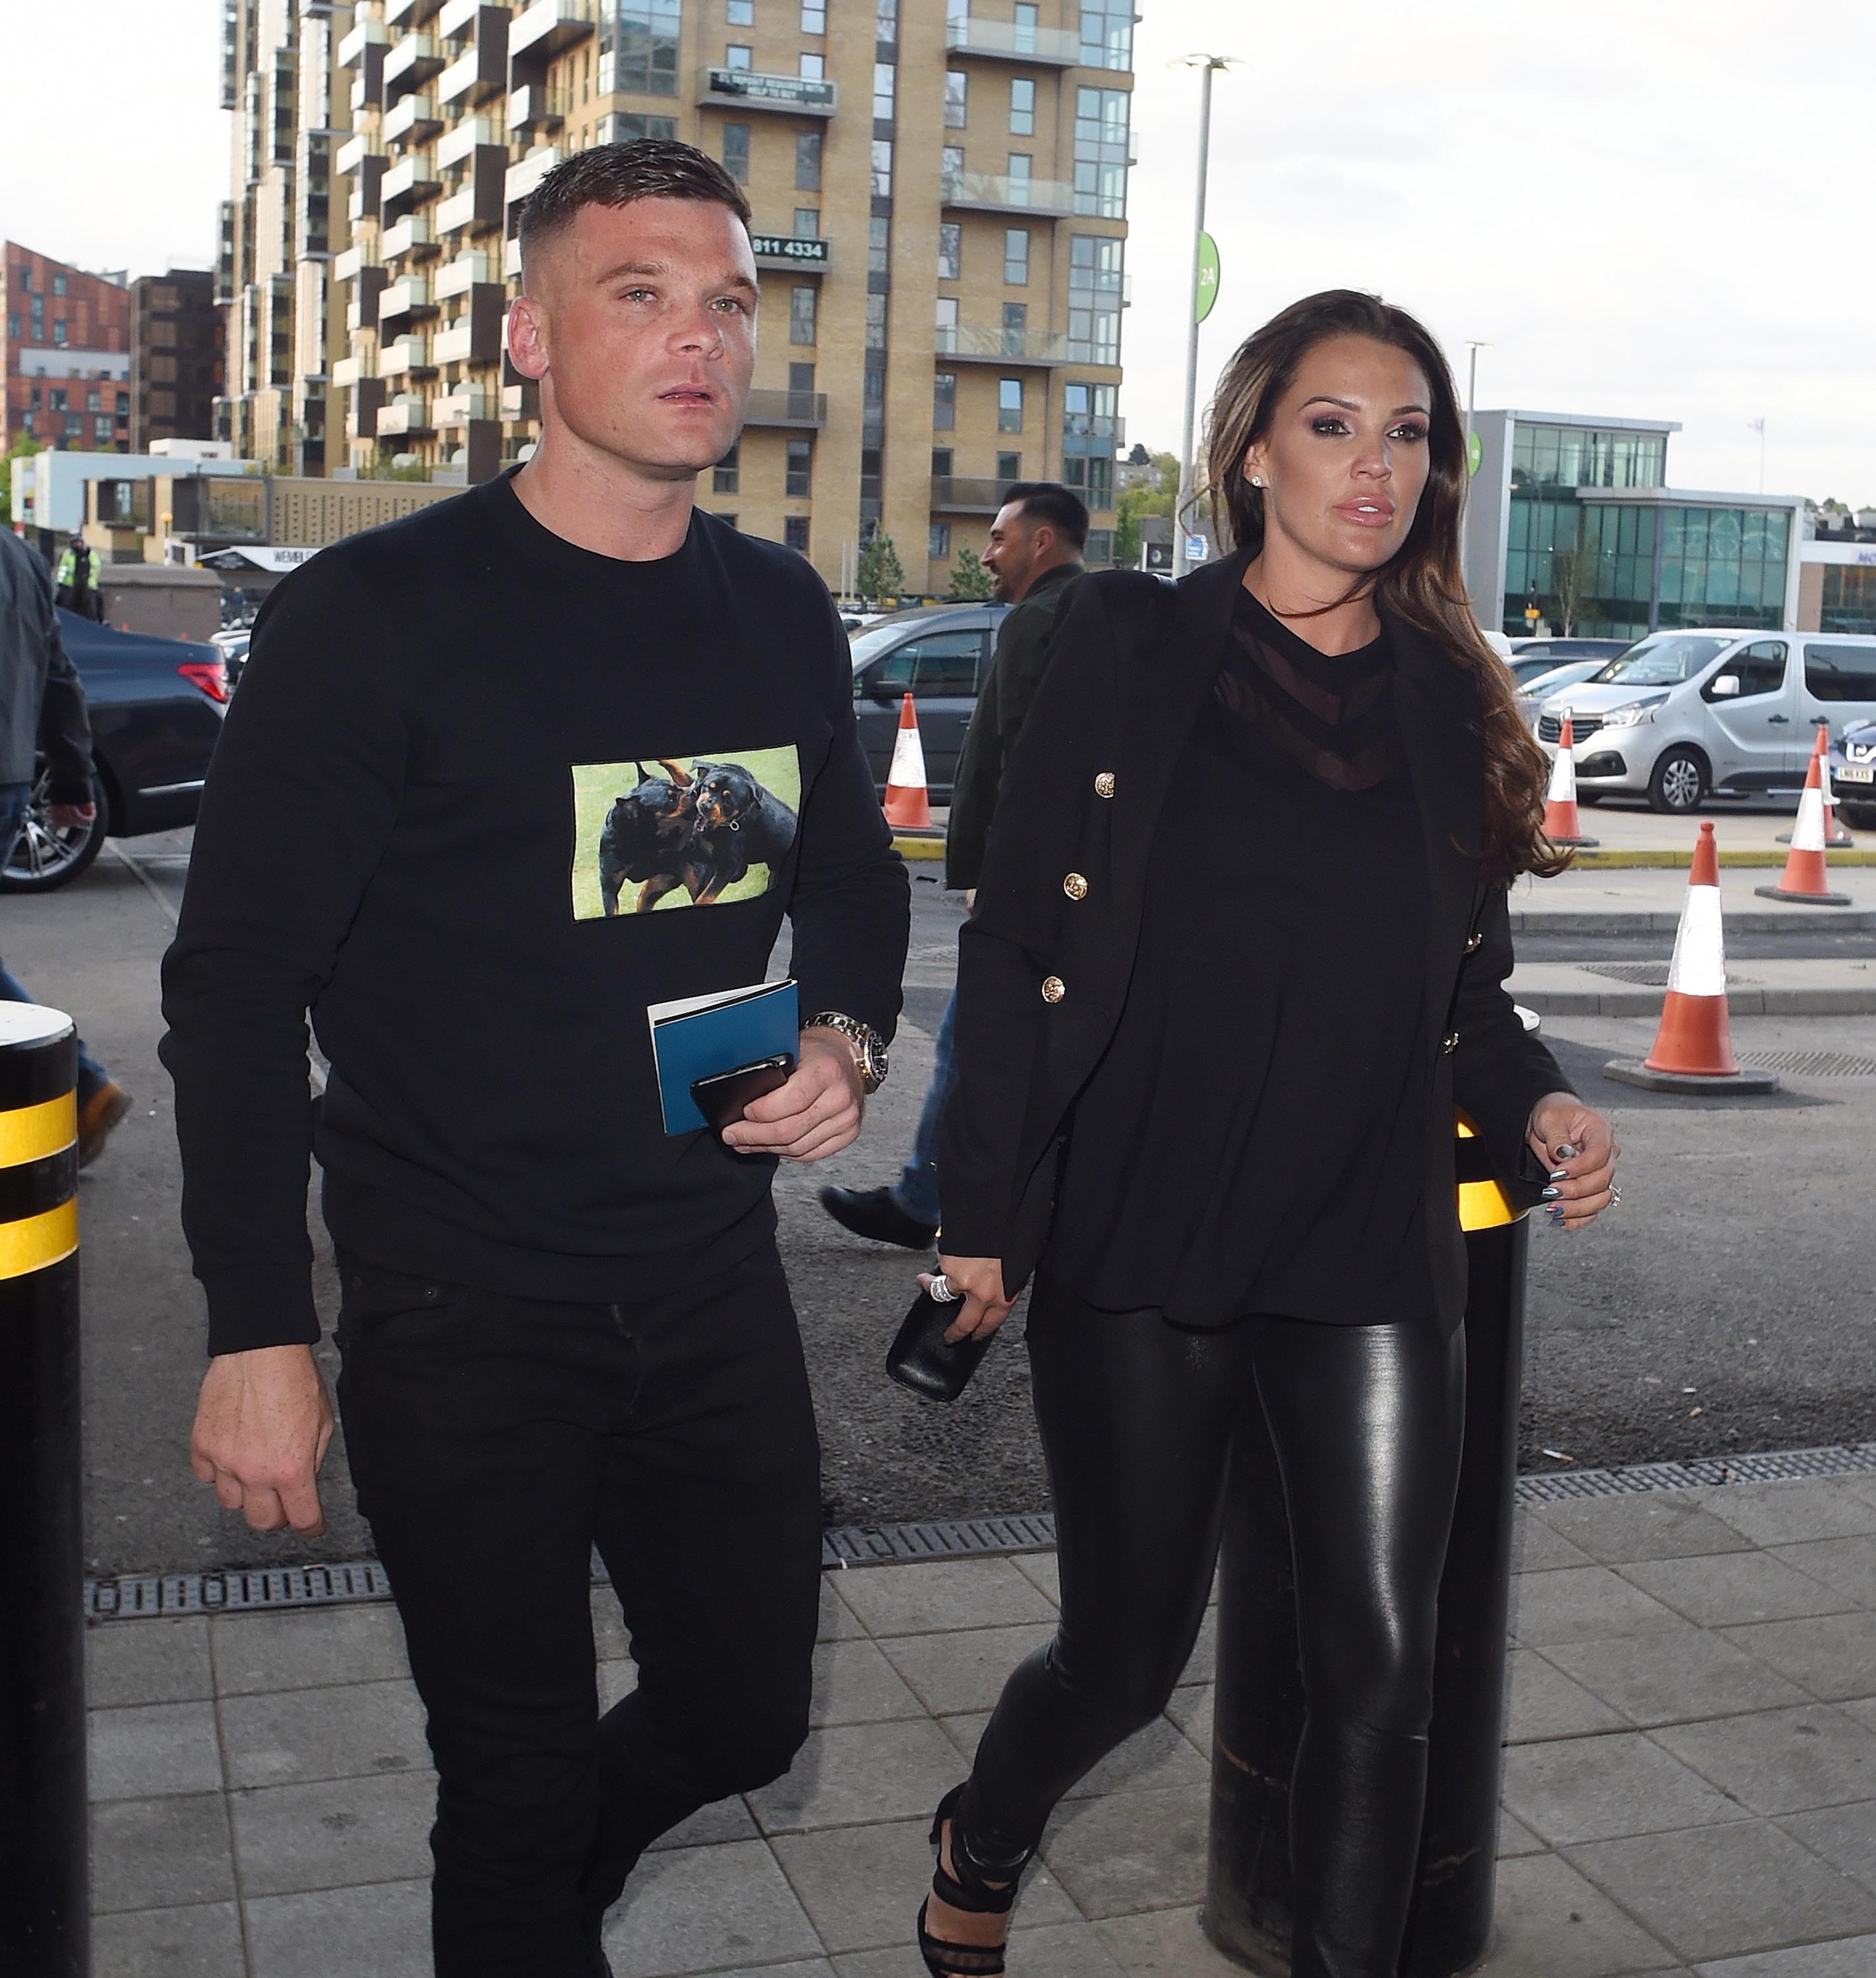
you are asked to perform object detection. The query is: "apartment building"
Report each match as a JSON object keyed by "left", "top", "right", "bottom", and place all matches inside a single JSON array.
[
  {"left": 1, "top": 245, "right": 131, "bottom": 454},
  {"left": 129, "top": 269, "right": 225, "bottom": 452},
  {"left": 226, "top": 0, "right": 1134, "bottom": 591}
]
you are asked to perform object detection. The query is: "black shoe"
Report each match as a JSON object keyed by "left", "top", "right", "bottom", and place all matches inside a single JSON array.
[{"left": 819, "top": 1185, "right": 938, "bottom": 1251}]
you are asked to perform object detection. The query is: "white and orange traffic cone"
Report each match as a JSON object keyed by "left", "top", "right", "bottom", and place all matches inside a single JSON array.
[
  {"left": 1755, "top": 737, "right": 1852, "bottom": 906},
  {"left": 882, "top": 691, "right": 933, "bottom": 831},
  {"left": 1540, "top": 710, "right": 1599, "bottom": 848},
  {"left": 1776, "top": 727, "right": 1855, "bottom": 848},
  {"left": 1607, "top": 821, "right": 1779, "bottom": 1093}
]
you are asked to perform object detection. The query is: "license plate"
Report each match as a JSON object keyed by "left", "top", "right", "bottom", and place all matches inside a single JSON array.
[{"left": 1838, "top": 762, "right": 1875, "bottom": 785}]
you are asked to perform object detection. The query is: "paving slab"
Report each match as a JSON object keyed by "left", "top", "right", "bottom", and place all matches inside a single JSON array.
[
  {"left": 808, "top": 1638, "right": 928, "bottom": 1729},
  {"left": 241, "top": 1878, "right": 431, "bottom": 1978},
  {"left": 1770, "top": 1535, "right": 1876, "bottom": 1608},
  {"left": 90, "top": 1791, "right": 235, "bottom": 1915},
  {"left": 1774, "top": 1801, "right": 1876, "bottom": 1897},
  {"left": 1509, "top": 1565, "right": 1691, "bottom": 1646},
  {"left": 830, "top": 1557, "right": 1058, "bottom": 1636},
  {"left": 1501, "top": 1730, "right": 1745, "bottom": 1845},
  {"left": 92, "top": 1898, "right": 247, "bottom": 1978},
  {"left": 1618, "top": 1551, "right": 1858, "bottom": 1629},
  {"left": 1505, "top": 1648, "right": 1631, "bottom": 1742},
  {"left": 1472, "top": 1850, "right": 1681, "bottom": 1976},
  {"left": 940, "top": 1708, "right": 1209, "bottom": 1799},
  {"left": 746, "top": 1718, "right": 965, "bottom": 1833},
  {"left": 218, "top": 1674, "right": 431, "bottom": 1790},
  {"left": 86, "top": 1616, "right": 212, "bottom": 1709},
  {"left": 228, "top": 1769, "right": 439, "bottom": 1898},
  {"left": 1531, "top": 1493, "right": 1758, "bottom": 1565},
  {"left": 1696, "top": 1480, "right": 1876, "bottom": 1547},
  {"left": 1038, "top": 1782, "right": 1209, "bottom": 1919},
  {"left": 1720, "top": 1610, "right": 1876, "bottom": 1702},
  {"left": 1652, "top": 1703, "right": 1876, "bottom": 1816},
  {"left": 88, "top": 1699, "right": 224, "bottom": 1802},
  {"left": 601, "top": 1839, "right": 824, "bottom": 1977},
  {"left": 1695, "top": 1940, "right": 1876, "bottom": 1978},
  {"left": 878, "top": 1622, "right": 1057, "bottom": 1716},
  {"left": 1541, "top": 1624, "right": 1809, "bottom": 1727},
  {"left": 210, "top": 1604, "right": 412, "bottom": 1696}
]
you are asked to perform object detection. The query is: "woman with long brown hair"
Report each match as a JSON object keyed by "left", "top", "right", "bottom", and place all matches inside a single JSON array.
[{"left": 908, "top": 291, "right": 1621, "bottom": 1977}]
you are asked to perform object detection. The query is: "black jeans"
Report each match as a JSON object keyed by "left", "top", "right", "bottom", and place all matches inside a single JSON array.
[
  {"left": 334, "top": 1242, "right": 822, "bottom": 1978},
  {"left": 957, "top": 1280, "right": 1465, "bottom": 1978}
]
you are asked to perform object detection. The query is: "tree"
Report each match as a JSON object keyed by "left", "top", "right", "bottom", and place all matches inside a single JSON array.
[
  {"left": 857, "top": 531, "right": 904, "bottom": 603},
  {"left": 0, "top": 431, "right": 45, "bottom": 521},
  {"left": 946, "top": 542, "right": 994, "bottom": 600},
  {"left": 1112, "top": 447, "right": 1181, "bottom": 570},
  {"left": 1549, "top": 537, "right": 1591, "bottom": 636}
]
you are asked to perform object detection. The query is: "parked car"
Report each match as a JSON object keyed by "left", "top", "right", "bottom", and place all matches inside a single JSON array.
[
  {"left": 850, "top": 602, "right": 1010, "bottom": 801},
  {"left": 210, "top": 626, "right": 251, "bottom": 694},
  {"left": 1832, "top": 717, "right": 1876, "bottom": 829},
  {"left": 1508, "top": 636, "right": 1632, "bottom": 682},
  {"left": 1513, "top": 658, "right": 1610, "bottom": 733},
  {"left": 2, "top": 611, "right": 227, "bottom": 892},
  {"left": 1535, "top": 630, "right": 1876, "bottom": 814}
]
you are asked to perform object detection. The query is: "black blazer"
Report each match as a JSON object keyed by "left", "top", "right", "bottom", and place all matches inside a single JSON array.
[{"left": 936, "top": 547, "right": 1569, "bottom": 1332}]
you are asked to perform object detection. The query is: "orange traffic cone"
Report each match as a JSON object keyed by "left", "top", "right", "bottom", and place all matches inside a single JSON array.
[
  {"left": 1540, "top": 710, "right": 1599, "bottom": 848},
  {"left": 882, "top": 691, "right": 933, "bottom": 830},
  {"left": 1607, "top": 822, "right": 1778, "bottom": 1093},
  {"left": 1776, "top": 728, "right": 1855, "bottom": 848},
  {"left": 1755, "top": 737, "right": 1852, "bottom": 906}
]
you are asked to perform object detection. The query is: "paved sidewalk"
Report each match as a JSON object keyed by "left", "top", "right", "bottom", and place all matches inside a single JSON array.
[{"left": 90, "top": 1475, "right": 1876, "bottom": 1977}]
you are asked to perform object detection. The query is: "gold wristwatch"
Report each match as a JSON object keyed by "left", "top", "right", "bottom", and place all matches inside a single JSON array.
[{"left": 804, "top": 1012, "right": 889, "bottom": 1094}]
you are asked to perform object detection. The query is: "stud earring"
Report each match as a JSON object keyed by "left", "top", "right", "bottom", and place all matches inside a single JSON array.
[{"left": 1250, "top": 475, "right": 1264, "bottom": 488}]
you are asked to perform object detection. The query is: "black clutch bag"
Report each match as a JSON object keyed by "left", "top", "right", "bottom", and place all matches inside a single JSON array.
[{"left": 886, "top": 1282, "right": 996, "bottom": 1402}]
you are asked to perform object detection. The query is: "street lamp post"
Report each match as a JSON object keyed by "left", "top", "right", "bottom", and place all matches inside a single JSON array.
[
  {"left": 1173, "top": 54, "right": 1231, "bottom": 581},
  {"left": 1460, "top": 340, "right": 1487, "bottom": 601}
]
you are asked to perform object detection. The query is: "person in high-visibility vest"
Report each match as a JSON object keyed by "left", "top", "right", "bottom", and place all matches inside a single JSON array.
[{"left": 53, "top": 535, "right": 101, "bottom": 621}]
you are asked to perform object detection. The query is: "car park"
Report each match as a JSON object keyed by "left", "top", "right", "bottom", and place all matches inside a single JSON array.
[
  {"left": 850, "top": 601, "right": 1009, "bottom": 801},
  {"left": 1535, "top": 629, "right": 1876, "bottom": 814},
  {"left": 2, "top": 610, "right": 227, "bottom": 893},
  {"left": 1833, "top": 717, "right": 1876, "bottom": 829},
  {"left": 1513, "top": 658, "right": 1610, "bottom": 731},
  {"left": 1507, "top": 636, "right": 1631, "bottom": 683}
]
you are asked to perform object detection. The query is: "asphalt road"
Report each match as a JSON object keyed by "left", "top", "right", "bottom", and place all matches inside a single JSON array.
[{"left": 13, "top": 833, "right": 1875, "bottom": 1577}]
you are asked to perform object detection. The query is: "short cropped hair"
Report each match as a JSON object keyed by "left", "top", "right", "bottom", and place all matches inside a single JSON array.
[
  {"left": 1000, "top": 481, "right": 1090, "bottom": 552},
  {"left": 517, "top": 140, "right": 753, "bottom": 272}
]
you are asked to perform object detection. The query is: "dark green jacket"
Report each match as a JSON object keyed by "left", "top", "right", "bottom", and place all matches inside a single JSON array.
[{"left": 945, "top": 559, "right": 1082, "bottom": 890}]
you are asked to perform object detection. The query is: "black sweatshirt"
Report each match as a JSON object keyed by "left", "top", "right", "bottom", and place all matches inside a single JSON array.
[{"left": 161, "top": 473, "right": 909, "bottom": 1354}]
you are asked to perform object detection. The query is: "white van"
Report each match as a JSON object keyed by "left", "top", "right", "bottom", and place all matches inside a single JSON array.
[{"left": 1535, "top": 630, "right": 1876, "bottom": 814}]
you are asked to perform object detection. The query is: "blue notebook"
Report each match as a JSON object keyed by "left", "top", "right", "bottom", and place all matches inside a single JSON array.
[{"left": 648, "top": 978, "right": 799, "bottom": 1135}]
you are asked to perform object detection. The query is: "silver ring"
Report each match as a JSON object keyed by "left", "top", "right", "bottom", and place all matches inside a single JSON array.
[
  {"left": 928, "top": 1274, "right": 957, "bottom": 1304},
  {"left": 1608, "top": 1184, "right": 1623, "bottom": 1209}
]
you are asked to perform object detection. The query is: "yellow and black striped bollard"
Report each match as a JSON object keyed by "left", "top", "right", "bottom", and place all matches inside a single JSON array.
[
  {"left": 0, "top": 1005, "right": 87, "bottom": 1977},
  {"left": 1204, "top": 1116, "right": 1533, "bottom": 1977}
]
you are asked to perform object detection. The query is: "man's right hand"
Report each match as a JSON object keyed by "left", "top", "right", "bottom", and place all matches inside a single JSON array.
[{"left": 190, "top": 1343, "right": 335, "bottom": 1536}]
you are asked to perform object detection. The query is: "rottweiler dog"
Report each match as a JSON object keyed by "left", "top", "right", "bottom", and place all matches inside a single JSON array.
[
  {"left": 688, "top": 760, "right": 800, "bottom": 905},
  {"left": 597, "top": 760, "right": 709, "bottom": 916}
]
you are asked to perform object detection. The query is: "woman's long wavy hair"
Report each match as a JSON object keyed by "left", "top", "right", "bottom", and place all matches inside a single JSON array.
[{"left": 1200, "top": 289, "right": 1567, "bottom": 882}]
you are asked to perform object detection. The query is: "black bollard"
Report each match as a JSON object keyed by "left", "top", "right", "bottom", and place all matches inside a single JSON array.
[
  {"left": 0, "top": 1006, "right": 88, "bottom": 1977},
  {"left": 1205, "top": 1120, "right": 1530, "bottom": 1977}
]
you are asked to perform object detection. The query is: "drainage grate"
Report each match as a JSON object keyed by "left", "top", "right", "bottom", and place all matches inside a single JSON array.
[
  {"left": 82, "top": 1446, "right": 1876, "bottom": 1617},
  {"left": 1735, "top": 1049, "right": 1876, "bottom": 1078},
  {"left": 1583, "top": 961, "right": 1753, "bottom": 987}
]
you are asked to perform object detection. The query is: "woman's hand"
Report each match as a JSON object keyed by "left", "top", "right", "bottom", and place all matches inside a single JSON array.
[
  {"left": 1525, "top": 1093, "right": 1620, "bottom": 1230},
  {"left": 923, "top": 1255, "right": 1014, "bottom": 1345}
]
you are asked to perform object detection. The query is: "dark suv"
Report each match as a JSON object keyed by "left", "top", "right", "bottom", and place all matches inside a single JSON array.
[
  {"left": 1832, "top": 717, "right": 1876, "bottom": 829},
  {"left": 849, "top": 602, "right": 1009, "bottom": 801}
]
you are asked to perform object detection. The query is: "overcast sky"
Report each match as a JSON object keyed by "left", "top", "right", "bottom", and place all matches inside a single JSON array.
[{"left": 5, "top": 0, "right": 1869, "bottom": 505}]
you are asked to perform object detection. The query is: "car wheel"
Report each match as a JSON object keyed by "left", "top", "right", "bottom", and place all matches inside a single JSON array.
[
  {"left": 1647, "top": 746, "right": 1707, "bottom": 815},
  {"left": 1840, "top": 801, "right": 1876, "bottom": 831},
  {"left": 1577, "top": 792, "right": 1604, "bottom": 806},
  {"left": 0, "top": 771, "right": 109, "bottom": 893}
]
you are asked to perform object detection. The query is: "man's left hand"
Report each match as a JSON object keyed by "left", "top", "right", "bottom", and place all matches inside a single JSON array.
[
  {"left": 49, "top": 802, "right": 96, "bottom": 831},
  {"left": 721, "top": 1028, "right": 864, "bottom": 1162}
]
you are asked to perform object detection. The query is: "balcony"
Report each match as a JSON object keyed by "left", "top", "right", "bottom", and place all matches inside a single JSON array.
[
  {"left": 944, "top": 16, "right": 1079, "bottom": 65},
  {"left": 332, "top": 355, "right": 373, "bottom": 388},
  {"left": 382, "top": 92, "right": 442, "bottom": 142},
  {"left": 934, "top": 324, "right": 1072, "bottom": 367},
  {"left": 503, "top": 235, "right": 524, "bottom": 279},
  {"left": 386, "top": 0, "right": 444, "bottom": 24},
  {"left": 334, "top": 131, "right": 383, "bottom": 175},
  {"left": 346, "top": 266, "right": 390, "bottom": 330},
  {"left": 434, "top": 316, "right": 502, "bottom": 366},
  {"left": 508, "top": 0, "right": 596, "bottom": 67},
  {"left": 382, "top": 214, "right": 439, "bottom": 262},
  {"left": 378, "top": 277, "right": 436, "bottom": 327},
  {"left": 439, "top": 42, "right": 505, "bottom": 105},
  {"left": 384, "top": 32, "right": 444, "bottom": 97},
  {"left": 376, "top": 394, "right": 435, "bottom": 438},
  {"left": 931, "top": 476, "right": 1017, "bottom": 514},
  {"left": 504, "top": 146, "right": 562, "bottom": 208},
  {"left": 695, "top": 66, "right": 836, "bottom": 117},
  {"left": 940, "top": 170, "right": 1075, "bottom": 218},
  {"left": 333, "top": 242, "right": 379, "bottom": 280},
  {"left": 435, "top": 145, "right": 506, "bottom": 236},
  {"left": 742, "top": 388, "right": 828, "bottom": 429},
  {"left": 434, "top": 383, "right": 492, "bottom": 427},
  {"left": 380, "top": 152, "right": 442, "bottom": 218},
  {"left": 435, "top": 249, "right": 496, "bottom": 297},
  {"left": 338, "top": 17, "right": 388, "bottom": 66},
  {"left": 505, "top": 82, "right": 563, "bottom": 135},
  {"left": 500, "top": 380, "right": 541, "bottom": 423},
  {"left": 1064, "top": 413, "right": 1126, "bottom": 449},
  {"left": 437, "top": 114, "right": 499, "bottom": 165},
  {"left": 379, "top": 334, "right": 436, "bottom": 380},
  {"left": 749, "top": 231, "right": 832, "bottom": 274}
]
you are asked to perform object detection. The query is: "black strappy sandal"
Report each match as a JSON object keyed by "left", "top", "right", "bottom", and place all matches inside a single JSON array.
[{"left": 917, "top": 1783, "right": 1022, "bottom": 1977}]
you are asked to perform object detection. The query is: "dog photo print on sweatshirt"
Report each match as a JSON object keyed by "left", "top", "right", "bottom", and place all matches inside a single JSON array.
[{"left": 570, "top": 748, "right": 802, "bottom": 919}]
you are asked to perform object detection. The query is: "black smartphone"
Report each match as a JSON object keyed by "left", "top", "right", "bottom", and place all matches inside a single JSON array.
[{"left": 690, "top": 1053, "right": 797, "bottom": 1131}]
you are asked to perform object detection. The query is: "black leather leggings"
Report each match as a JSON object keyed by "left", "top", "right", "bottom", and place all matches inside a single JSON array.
[{"left": 957, "top": 1279, "right": 1465, "bottom": 1978}]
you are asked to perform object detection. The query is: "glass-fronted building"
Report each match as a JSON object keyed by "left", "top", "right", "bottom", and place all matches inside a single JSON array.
[{"left": 1465, "top": 409, "right": 1802, "bottom": 640}]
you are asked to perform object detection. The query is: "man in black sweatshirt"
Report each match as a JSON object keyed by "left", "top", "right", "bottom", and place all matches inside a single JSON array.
[{"left": 161, "top": 142, "right": 909, "bottom": 1976}]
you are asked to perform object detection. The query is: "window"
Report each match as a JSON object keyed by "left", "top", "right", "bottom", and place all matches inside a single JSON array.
[
  {"left": 790, "top": 284, "right": 818, "bottom": 344},
  {"left": 86, "top": 388, "right": 101, "bottom": 411},
  {"left": 1805, "top": 643, "right": 1876, "bottom": 702},
  {"left": 1004, "top": 227, "right": 1029, "bottom": 285},
  {"left": 785, "top": 515, "right": 811, "bottom": 554},
  {"left": 725, "top": 43, "right": 752, "bottom": 68},
  {"left": 713, "top": 442, "right": 739, "bottom": 494},
  {"left": 1007, "top": 153, "right": 1033, "bottom": 203},
  {"left": 5, "top": 316, "right": 15, "bottom": 339},
  {"left": 94, "top": 415, "right": 112, "bottom": 440},
  {"left": 793, "top": 206, "right": 820, "bottom": 236},
  {"left": 934, "top": 373, "right": 956, "bottom": 431},
  {"left": 49, "top": 388, "right": 67, "bottom": 412},
  {"left": 1069, "top": 233, "right": 1124, "bottom": 365},
  {"left": 938, "top": 222, "right": 962, "bottom": 282},
  {"left": 52, "top": 320, "right": 67, "bottom": 345},
  {"left": 28, "top": 385, "right": 40, "bottom": 408},
  {"left": 1014, "top": 2, "right": 1039, "bottom": 53},
  {"left": 998, "top": 376, "right": 1023, "bottom": 433},
  {"left": 935, "top": 295, "right": 959, "bottom": 336},
  {"left": 789, "top": 361, "right": 816, "bottom": 416},
  {"left": 1010, "top": 78, "right": 1035, "bottom": 135},
  {"left": 605, "top": 111, "right": 679, "bottom": 141},
  {"left": 1074, "top": 86, "right": 1130, "bottom": 217},
  {"left": 1086, "top": 527, "right": 1114, "bottom": 565},
  {"left": 716, "top": 514, "right": 739, "bottom": 529},
  {"left": 875, "top": 0, "right": 898, "bottom": 38},
  {"left": 1714, "top": 640, "right": 1786, "bottom": 699},
  {"left": 1079, "top": 2, "right": 1134, "bottom": 69},
  {"left": 727, "top": 0, "right": 754, "bottom": 20},
  {"left": 18, "top": 411, "right": 30, "bottom": 433},
  {"left": 932, "top": 447, "right": 954, "bottom": 476},
  {"left": 64, "top": 413, "right": 82, "bottom": 435},
  {"left": 605, "top": 0, "right": 682, "bottom": 97},
  {"left": 865, "top": 291, "right": 887, "bottom": 349},
  {"left": 786, "top": 437, "right": 813, "bottom": 497},
  {"left": 946, "top": 71, "right": 967, "bottom": 127},
  {"left": 799, "top": 52, "right": 824, "bottom": 77},
  {"left": 1062, "top": 450, "right": 1113, "bottom": 510},
  {"left": 722, "top": 122, "right": 750, "bottom": 182},
  {"left": 1002, "top": 301, "right": 1027, "bottom": 355},
  {"left": 868, "top": 214, "right": 891, "bottom": 274},
  {"left": 874, "top": 62, "right": 895, "bottom": 120},
  {"left": 14, "top": 266, "right": 28, "bottom": 291},
  {"left": 997, "top": 450, "right": 1021, "bottom": 481},
  {"left": 795, "top": 130, "right": 822, "bottom": 191},
  {"left": 53, "top": 273, "right": 67, "bottom": 296},
  {"left": 800, "top": 0, "right": 824, "bottom": 30},
  {"left": 870, "top": 138, "right": 893, "bottom": 196},
  {"left": 929, "top": 523, "right": 952, "bottom": 559},
  {"left": 892, "top": 630, "right": 982, "bottom": 698}
]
